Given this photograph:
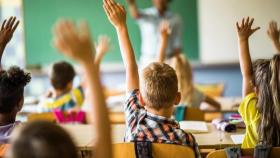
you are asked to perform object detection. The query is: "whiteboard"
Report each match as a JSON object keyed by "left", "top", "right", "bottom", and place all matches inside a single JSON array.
[{"left": 198, "top": 0, "right": 280, "bottom": 64}]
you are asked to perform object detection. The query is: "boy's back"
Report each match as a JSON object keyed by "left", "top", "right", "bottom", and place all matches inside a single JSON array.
[{"left": 103, "top": 1, "right": 200, "bottom": 157}]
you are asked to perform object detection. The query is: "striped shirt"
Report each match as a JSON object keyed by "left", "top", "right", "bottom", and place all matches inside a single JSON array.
[
  {"left": 124, "top": 89, "right": 201, "bottom": 158},
  {"left": 42, "top": 86, "right": 84, "bottom": 111}
]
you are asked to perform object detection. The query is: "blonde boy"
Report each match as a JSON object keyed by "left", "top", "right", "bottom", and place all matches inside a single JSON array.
[{"left": 103, "top": 0, "right": 200, "bottom": 157}]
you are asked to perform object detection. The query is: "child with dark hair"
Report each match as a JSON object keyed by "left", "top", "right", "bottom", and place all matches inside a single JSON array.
[
  {"left": 41, "top": 61, "right": 84, "bottom": 111},
  {"left": 41, "top": 36, "right": 111, "bottom": 112},
  {"left": 0, "top": 67, "right": 31, "bottom": 143},
  {"left": 0, "top": 16, "right": 26, "bottom": 144},
  {"left": 7, "top": 19, "right": 112, "bottom": 158}
]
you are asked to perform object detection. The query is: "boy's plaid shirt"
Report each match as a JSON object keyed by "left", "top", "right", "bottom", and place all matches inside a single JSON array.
[{"left": 124, "top": 89, "right": 201, "bottom": 158}]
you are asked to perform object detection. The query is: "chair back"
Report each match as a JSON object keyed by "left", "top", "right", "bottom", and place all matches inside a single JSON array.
[
  {"left": 206, "top": 147, "right": 280, "bottom": 158},
  {"left": 184, "top": 107, "right": 205, "bottom": 121},
  {"left": 113, "top": 143, "right": 195, "bottom": 158},
  {"left": 196, "top": 83, "right": 224, "bottom": 97},
  {"left": 27, "top": 112, "right": 56, "bottom": 122}
]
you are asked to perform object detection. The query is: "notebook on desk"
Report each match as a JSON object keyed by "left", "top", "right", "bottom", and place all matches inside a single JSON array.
[{"left": 179, "top": 121, "right": 209, "bottom": 133}]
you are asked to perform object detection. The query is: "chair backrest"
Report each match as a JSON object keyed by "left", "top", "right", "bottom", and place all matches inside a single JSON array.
[
  {"left": 113, "top": 143, "right": 195, "bottom": 158},
  {"left": 195, "top": 83, "right": 224, "bottom": 97},
  {"left": 27, "top": 112, "right": 56, "bottom": 122},
  {"left": 184, "top": 107, "right": 205, "bottom": 121},
  {"left": 206, "top": 147, "right": 280, "bottom": 158}
]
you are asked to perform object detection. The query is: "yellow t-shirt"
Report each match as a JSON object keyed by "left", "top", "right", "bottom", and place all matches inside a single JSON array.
[{"left": 238, "top": 93, "right": 260, "bottom": 148}]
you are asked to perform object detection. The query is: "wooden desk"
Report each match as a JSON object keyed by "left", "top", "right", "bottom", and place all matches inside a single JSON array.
[{"left": 62, "top": 123, "right": 245, "bottom": 151}]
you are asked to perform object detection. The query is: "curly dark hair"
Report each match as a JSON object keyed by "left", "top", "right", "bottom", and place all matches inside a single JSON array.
[
  {"left": 0, "top": 66, "right": 31, "bottom": 113},
  {"left": 50, "top": 61, "right": 76, "bottom": 90}
]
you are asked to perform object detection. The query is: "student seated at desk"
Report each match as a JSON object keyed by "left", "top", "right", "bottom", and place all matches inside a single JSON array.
[
  {"left": 41, "top": 36, "right": 112, "bottom": 112},
  {"left": 7, "top": 19, "right": 112, "bottom": 158},
  {"left": 0, "top": 17, "right": 28, "bottom": 144},
  {"left": 40, "top": 61, "right": 84, "bottom": 112},
  {"left": 103, "top": 1, "right": 200, "bottom": 157},
  {"left": 158, "top": 21, "right": 221, "bottom": 111},
  {"left": 236, "top": 17, "right": 280, "bottom": 148}
]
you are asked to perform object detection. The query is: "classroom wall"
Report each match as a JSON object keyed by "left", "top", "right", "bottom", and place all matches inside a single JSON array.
[
  {"left": 25, "top": 66, "right": 242, "bottom": 98},
  {"left": 198, "top": 0, "right": 280, "bottom": 64}
]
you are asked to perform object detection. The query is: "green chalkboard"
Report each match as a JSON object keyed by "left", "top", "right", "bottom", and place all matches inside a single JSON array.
[{"left": 23, "top": 0, "right": 199, "bottom": 66}]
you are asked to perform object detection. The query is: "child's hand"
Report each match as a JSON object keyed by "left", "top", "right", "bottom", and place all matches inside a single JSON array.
[
  {"left": 160, "top": 20, "right": 172, "bottom": 40},
  {"left": 236, "top": 17, "right": 260, "bottom": 41},
  {"left": 53, "top": 20, "right": 95, "bottom": 64},
  {"left": 96, "top": 35, "right": 110, "bottom": 56},
  {"left": 0, "top": 17, "right": 19, "bottom": 47},
  {"left": 103, "top": 0, "right": 127, "bottom": 30},
  {"left": 267, "top": 21, "right": 280, "bottom": 43}
]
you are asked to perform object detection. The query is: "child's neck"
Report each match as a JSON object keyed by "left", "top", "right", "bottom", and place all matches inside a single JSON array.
[
  {"left": 0, "top": 113, "right": 16, "bottom": 126},
  {"left": 54, "top": 88, "right": 71, "bottom": 98},
  {"left": 145, "top": 106, "right": 173, "bottom": 118}
]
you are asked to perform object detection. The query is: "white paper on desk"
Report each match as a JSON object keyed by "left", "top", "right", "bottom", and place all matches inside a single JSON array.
[
  {"left": 231, "top": 134, "right": 244, "bottom": 144},
  {"left": 179, "top": 121, "right": 208, "bottom": 133}
]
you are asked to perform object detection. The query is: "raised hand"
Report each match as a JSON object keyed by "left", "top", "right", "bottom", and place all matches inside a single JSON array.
[
  {"left": 267, "top": 21, "right": 280, "bottom": 42},
  {"left": 53, "top": 20, "right": 95, "bottom": 64},
  {"left": 0, "top": 16, "right": 19, "bottom": 47},
  {"left": 95, "top": 35, "right": 111, "bottom": 69},
  {"left": 236, "top": 17, "right": 260, "bottom": 41},
  {"left": 96, "top": 35, "right": 110, "bottom": 56},
  {"left": 103, "top": 0, "right": 127, "bottom": 29},
  {"left": 160, "top": 20, "right": 172, "bottom": 39}
]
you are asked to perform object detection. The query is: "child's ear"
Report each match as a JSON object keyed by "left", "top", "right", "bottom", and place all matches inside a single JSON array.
[
  {"left": 174, "top": 92, "right": 181, "bottom": 105},
  {"left": 16, "top": 98, "right": 24, "bottom": 112},
  {"left": 138, "top": 93, "right": 146, "bottom": 107}
]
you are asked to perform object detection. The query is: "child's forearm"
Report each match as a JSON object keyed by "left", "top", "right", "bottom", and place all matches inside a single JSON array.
[
  {"left": 95, "top": 51, "right": 105, "bottom": 72},
  {"left": 158, "top": 36, "right": 168, "bottom": 63},
  {"left": 81, "top": 61, "right": 112, "bottom": 158},
  {"left": 126, "top": 0, "right": 141, "bottom": 19},
  {"left": 273, "top": 40, "right": 280, "bottom": 54},
  {"left": 116, "top": 26, "right": 139, "bottom": 91},
  {"left": 238, "top": 39, "right": 254, "bottom": 96}
]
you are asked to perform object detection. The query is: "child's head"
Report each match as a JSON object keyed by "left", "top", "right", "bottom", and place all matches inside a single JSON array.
[
  {"left": 8, "top": 121, "right": 78, "bottom": 158},
  {"left": 140, "top": 62, "right": 181, "bottom": 110},
  {"left": 50, "top": 61, "right": 75, "bottom": 91},
  {"left": 170, "top": 54, "right": 194, "bottom": 105},
  {"left": 0, "top": 66, "right": 31, "bottom": 115},
  {"left": 152, "top": 0, "right": 171, "bottom": 12},
  {"left": 254, "top": 55, "right": 280, "bottom": 145}
]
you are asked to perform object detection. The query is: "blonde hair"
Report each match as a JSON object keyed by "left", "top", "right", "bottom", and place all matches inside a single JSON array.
[
  {"left": 171, "top": 54, "right": 194, "bottom": 106},
  {"left": 140, "top": 62, "right": 178, "bottom": 110},
  {"left": 254, "top": 55, "right": 280, "bottom": 145}
]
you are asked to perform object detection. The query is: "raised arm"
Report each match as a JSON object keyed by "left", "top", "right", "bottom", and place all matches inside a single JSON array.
[
  {"left": 53, "top": 20, "right": 112, "bottom": 158},
  {"left": 236, "top": 17, "right": 260, "bottom": 97},
  {"left": 103, "top": 0, "right": 139, "bottom": 92},
  {"left": 125, "top": 0, "right": 141, "bottom": 19},
  {"left": 95, "top": 35, "right": 111, "bottom": 71},
  {"left": 158, "top": 20, "right": 171, "bottom": 63},
  {"left": 267, "top": 21, "right": 280, "bottom": 54},
  {"left": 0, "top": 17, "right": 19, "bottom": 69}
]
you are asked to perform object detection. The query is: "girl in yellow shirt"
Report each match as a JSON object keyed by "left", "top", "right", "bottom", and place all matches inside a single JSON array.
[{"left": 236, "top": 17, "right": 280, "bottom": 148}]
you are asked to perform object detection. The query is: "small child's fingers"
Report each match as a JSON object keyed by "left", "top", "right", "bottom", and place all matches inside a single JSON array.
[
  {"left": 236, "top": 22, "right": 241, "bottom": 31},
  {"left": 11, "top": 20, "right": 20, "bottom": 32},
  {"left": 241, "top": 18, "right": 245, "bottom": 28},
  {"left": 245, "top": 17, "right": 250, "bottom": 25},
  {"left": 104, "top": 0, "right": 114, "bottom": 15},
  {"left": 103, "top": 4, "right": 111, "bottom": 17},
  {"left": 248, "top": 18, "right": 254, "bottom": 28},
  {"left": 5, "top": 17, "right": 13, "bottom": 29},
  {"left": 1, "top": 20, "right": 6, "bottom": 30},
  {"left": 252, "top": 27, "right": 261, "bottom": 33},
  {"left": 9, "top": 17, "right": 16, "bottom": 29}
]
